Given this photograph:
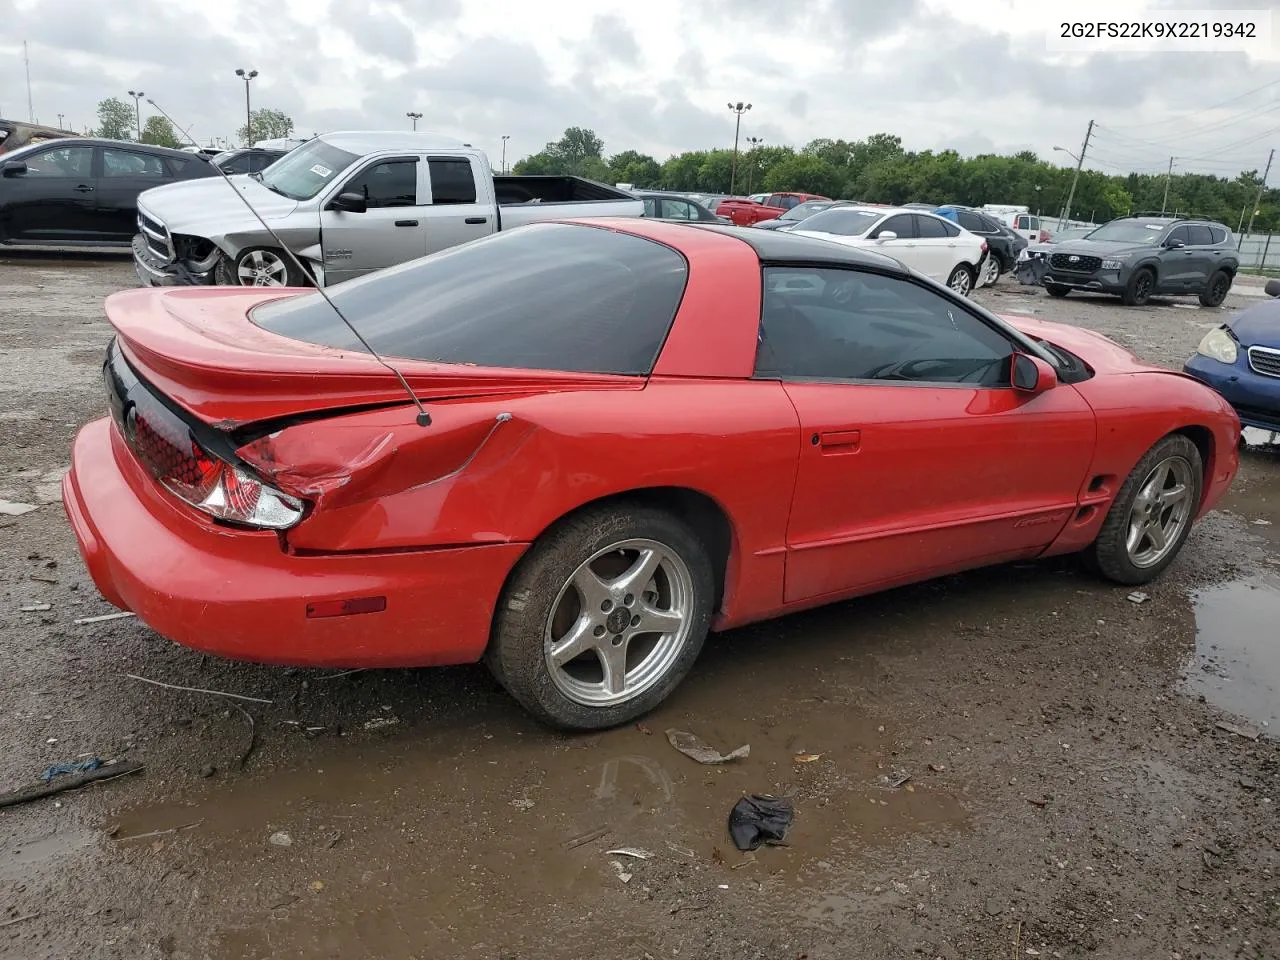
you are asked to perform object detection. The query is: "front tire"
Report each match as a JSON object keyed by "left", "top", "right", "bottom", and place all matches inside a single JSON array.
[
  {"left": 1084, "top": 434, "right": 1203, "bottom": 585},
  {"left": 947, "top": 264, "right": 975, "bottom": 297},
  {"left": 1199, "top": 269, "right": 1232, "bottom": 307},
  {"left": 486, "top": 504, "right": 715, "bottom": 730},
  {"left": 215, "top": 246, "right": 305, "bottom": 287},
  {"left": 1121, "top": 266, "right": 1156, "bottom": 306},
  {"left": 1045, "top": 282, "right": 1070, "bottom": 298}
]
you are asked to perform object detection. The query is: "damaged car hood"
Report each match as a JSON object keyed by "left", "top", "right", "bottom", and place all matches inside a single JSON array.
[
  {"left": 136, "top": 176, "right": 301, "bottom": 235},
  {"left": 1049, "top": 239, "right": 1156, "bottom": 259}
]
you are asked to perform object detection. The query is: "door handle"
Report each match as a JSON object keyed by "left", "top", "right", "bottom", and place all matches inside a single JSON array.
[
  {"left": 813, "top": 429, "right": 862, "bottom": 453},
  {"left": 394, "top": 219, "right": 418, "bottom": 227},
  {"left": 74, "top": 184, "right": 94, "bottom": 193},
  {"left": 465, "top": 216, "right": 488, "bottom": 225}
]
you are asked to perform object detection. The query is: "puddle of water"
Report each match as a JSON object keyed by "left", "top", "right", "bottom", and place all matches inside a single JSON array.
[
  {"left": 0, "top": 828, "right": 96, "bottom": 884},
  {"left": 1185, "top": 575, "right": 1280, "bottom": 729}
]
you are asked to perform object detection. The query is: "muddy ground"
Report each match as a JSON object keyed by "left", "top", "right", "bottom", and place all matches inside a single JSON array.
[{"left": 1, "top": 249, "right": 1278, "bottom": 960}]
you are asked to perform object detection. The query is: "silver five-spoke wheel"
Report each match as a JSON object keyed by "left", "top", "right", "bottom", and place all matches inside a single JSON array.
[
  {"left": 1124, "top": 456, "right": 1193, "bottom": 568},
  {"left": 544, "top": 539, "right": 694, "bottom": 707},
  {"left": 237, "top": 248, "right": 289, "bottom": 286}
]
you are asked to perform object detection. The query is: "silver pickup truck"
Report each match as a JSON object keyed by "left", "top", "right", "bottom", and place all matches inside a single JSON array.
[{"left": 132, "top": 131, "right": 643, "bottom": 288}]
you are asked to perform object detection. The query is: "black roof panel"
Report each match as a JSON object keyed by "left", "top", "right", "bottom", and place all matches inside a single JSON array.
[{"left": 687, "top": 222, "right": 909, "bottom": 273}]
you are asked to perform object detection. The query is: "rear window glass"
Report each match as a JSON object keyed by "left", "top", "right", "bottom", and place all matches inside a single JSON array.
[{"left": 251, "top": 223, "right": 689, "bottom": 375}]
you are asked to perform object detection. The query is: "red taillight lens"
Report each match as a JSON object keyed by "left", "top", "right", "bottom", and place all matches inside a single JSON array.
[{"left": 981, "top": 240, "right": 989, "bottom": 253}]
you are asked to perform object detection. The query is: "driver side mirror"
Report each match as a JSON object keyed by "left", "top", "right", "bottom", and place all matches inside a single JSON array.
[
  {"left": 328, "top": 191, "right": 367, "bottom": 213},
  {"left": 1011, "top": 354, "right": 1058, "bottom": 395},
  {"left": 874, "top": 230, "right": 897, "bottom": 242},
  {"left": 1, "top": 160, "right": 27, "bottom": 177},
  {"left": 1164, "top": 238, "right": 1185, "bottom": 249}
]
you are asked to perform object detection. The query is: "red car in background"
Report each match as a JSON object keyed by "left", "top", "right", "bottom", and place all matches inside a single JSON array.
[
  {"left": 64, "top": 219, "right": 1239, "bottom": 730},
  {"left": 716, "top": 192, "right": 830, "bottom": 226}
]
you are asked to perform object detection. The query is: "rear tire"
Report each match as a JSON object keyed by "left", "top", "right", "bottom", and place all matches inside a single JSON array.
[
  {"left": 1198, "top": 269, "right": 1232, "bottom": 308},
  {"left": 215, "top": 246, "right": 306, "bottom": 287},
  {"left": 982, "top": 256, "right": 1001, "bottom": 287},
  {"left": 1121, "top": 266, "right": 1156, "bottom": 307},
  {"left": 1045, "top": 283, "right": 1070, "bottom": 298},
  {"left": 947, "top": 264, "right": 975, "bottom": 297},
  {"left": 1084, "top": 434, "right": 1203, "bottom": 585},
  {"left": 485, "top": 504, "right": 715, "bottom": 730}
]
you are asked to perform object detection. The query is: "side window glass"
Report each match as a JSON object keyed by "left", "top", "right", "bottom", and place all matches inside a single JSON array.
[
  {"left": 1028, "top": 217, "right": 1040, "bottom": 230},
  {"left": 754, "top": 267, "right": 1015, "bottom": 384},
  {"left": 668, "top": 200, "right": 697, "bottom": 220},
  {"left": 642, "top": 198, "right": 658, "bottom": 217},
  {"left": 23, "top": 146, "right": 93, "bottom": 177},
  {"left": 345, "top": 160, "right": 418, "bottom": 208},
  {"left": 1166, "top": 225, "right": 1192, "bottom": 246},
  {"left": 224, "top": 154, "right": 252, "bottom": 175},
  {"left": 1208, "top": 226, "right": 1228, "bottom": 244},
  {"left": 874, "top": 214, "right": 915, "bottom": 239},
  {"left": 956, "top": 211, "right": 984, "bottom": 232},
  {"left": 427, "top": 157, "right": 477, "bottom": 205},
  {"left": 1187, "top": 224, "right": 1214, "bottom": 246},
  {"left": 102, "top": 149, "right": 166, "bottom": 178},
  {"left": 914, "top": 215, "right": 948, "bottom": 239}
]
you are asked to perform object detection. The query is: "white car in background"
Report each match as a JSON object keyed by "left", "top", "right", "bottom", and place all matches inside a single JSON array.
[{"left": 788, "top": 205, "right": 989, "bottom": 296}]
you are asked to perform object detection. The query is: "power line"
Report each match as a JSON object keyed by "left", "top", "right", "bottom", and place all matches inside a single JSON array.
[
  {"left": 1093, "top": 102, "right": 1280, "bottom": 152},
  {"left": 1119, "top": 78, "right": 1280, "bottom": 131}
]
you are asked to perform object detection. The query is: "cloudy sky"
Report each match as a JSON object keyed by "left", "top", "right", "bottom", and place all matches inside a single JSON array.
[{"left": 2, "top": 0, "right": 1278, "bottom": 180}]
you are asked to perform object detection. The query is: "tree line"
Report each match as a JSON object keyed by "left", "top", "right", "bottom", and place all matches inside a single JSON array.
[
  {"left": 89, "top": 97, "right": 295, "bottom": 151},
  {"left": 515, "top": 126, "right": 1280, "bottom": 232}
]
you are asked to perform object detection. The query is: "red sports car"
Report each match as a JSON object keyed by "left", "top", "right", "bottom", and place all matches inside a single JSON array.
[{"left": 63, "top": 218, "right": 1240, "bottom": 730}]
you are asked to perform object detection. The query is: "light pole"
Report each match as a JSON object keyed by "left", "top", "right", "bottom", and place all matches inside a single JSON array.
[
  {"left": 234, "top": 68, "right": 258, "bottom": 145},
  {"left": 1034, "top": 184, "right": 1042, "bottom": 217},
  {"left": 127, "top": 90, "right": 144, "bottom": 138},
  {"left": 501, "top": 135, "right": 510, "bottom": 175},
  {"left": 407, "top": 111, "right": 422, "bottom": 131},
  {"left": 56, "top": 113, "right": 64, "bottom": 129},
  {"left": 727, "top": 101, "right": 751, "bottom": 194},
  {"left": 744, "top": 136, "right": 764, "bottom": 193}
]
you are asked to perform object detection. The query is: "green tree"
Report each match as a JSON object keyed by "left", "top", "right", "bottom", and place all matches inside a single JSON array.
[
  {"left": 659, "top": 151, "right": 704, "bottom": 191},
  {"left": 237, "top": 108, "right": 294, "bottom": 144},
  {"left": 139, "top": 115, "right": 182, "bottom": 149},
  {"left": 95, "top": 97, "right": 134, "bottom": 141},
  {"left": 762, "top": 155, "right": 844, "bottom": 197},
  {"left": 609, "top": 150, "right": 661, "bottom": 187}
]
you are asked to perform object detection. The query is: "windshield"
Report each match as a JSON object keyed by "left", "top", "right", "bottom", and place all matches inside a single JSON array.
[
  {"left": 258, "top": 138, "right": 360, "bottom": 200},
  {"left": 1050, "top": 228, "right": 1093, "bottom": 243},
  {"left": 794, "top": 208, "right": 882, "bottom": 237},
  {"left": 1084, "top": 220, "right": 1169, "bottom": 244},
  {"left": 779, "top": 201, "right": 833, "bottom": 222},
  {"left": 252, "top": 223, "right": 689, "bottom": 375}
]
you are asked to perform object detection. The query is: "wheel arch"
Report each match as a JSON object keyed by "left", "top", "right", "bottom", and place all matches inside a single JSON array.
[{"left": 1171, "top": 424, "right": 1216, "bottom": 510}]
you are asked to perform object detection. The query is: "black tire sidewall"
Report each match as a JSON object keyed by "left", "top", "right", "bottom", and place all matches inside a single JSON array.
[
  {"left": 1046, "top": 283, "right": 1070, "bottom": 297},
  {"left": 1086, "top": 434, "right": 1203, "bottom": 585},
  {"left": 1124, "top": 267, "right": 1155, "bottom": 306},
  {"left": 1199, "top": 270, "right": 1230, "bottom": 307},
  {"left": 487, "top": 505, "right": 715, "bottom": 730}
]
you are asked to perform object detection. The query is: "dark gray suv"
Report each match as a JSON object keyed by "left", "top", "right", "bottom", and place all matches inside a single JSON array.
[{"left": 1041, "top": 215, "right": 1238, "bottom": 307}]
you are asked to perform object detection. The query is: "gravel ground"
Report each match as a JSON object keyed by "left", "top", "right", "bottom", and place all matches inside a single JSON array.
[{"left": 1, "top": 250, "right": 1278, "bottom": 960}]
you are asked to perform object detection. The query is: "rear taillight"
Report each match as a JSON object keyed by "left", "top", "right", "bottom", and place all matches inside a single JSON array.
[
  {"left": 180, "top": 458, "right": 306, "bottom": 530},
  {"left": 980, "top": 240, "right": 989, "bottom": 253}
]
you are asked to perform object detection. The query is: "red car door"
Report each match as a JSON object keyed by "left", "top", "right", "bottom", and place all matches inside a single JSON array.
[{"left": 755, "top": 264, "right": 1097, "bottom": 604}]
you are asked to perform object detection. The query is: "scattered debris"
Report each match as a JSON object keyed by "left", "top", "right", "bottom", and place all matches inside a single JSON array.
[
  {"left": 510, "top": 798, "right": 535, "bottom": 811},
  {"left": 928, "top": 763, "right": 947, "bottom": 773},
  {"left": 1239, "top": 775, "right": 1259, "bottom": 790},
  {"left": 0, "top": 760, "right": 144, "bottom": 809},
  {"left": 878, "top": 769, "right": 912, "bottom": 789},
  {"left": 324, "top": 830, "right": 343, "bottom": 849},
  {"left": 665, "top": 841, "right": 697, "bottom": 858},
  {"left": 665, "top": 729, "right": 749, "bottom": 764},
  {"left": 610, "top": 860, "right": 633, "bottom": 883},
  {"left": 269, "top": 831, "right": 293, "bottom": 847},
  {"left": 728, "top": 794, "right": 795, "bottom": 851},
  {"left": 40, "top": 758, "right": 102, "bottom": 782},
  {"left": 126, "top": 673, "right": 273, "bottom": 705},
  {"left": 0, "top": 499, "right": 39, "bottom": 516},
  {"left": 793, "top": 753, "right": 823, "bottom": 763},
  {"left": 605, "top": 847, "right": 653, "bottom": 860},
  {"left": 75, "top": 611, "right": 136, "bottom": 625},
  {"left": 20, "top": 603, "right": 52, "bottom": 612},
  {"left": 29, "top": 574, "right": 58, "bottom": 584},
  {"left": 199, "top": 765, "right": 216, "bottom": 779},
  {"left": 1028, "top": 796, "right": 1050, "bottom": 808},
  {"left": 564, "top": 826, "right": 610, "bottom": 850},
  {"left": 1215, "top": 720, "right": 1261, "bottom": 741},
  {"left": 0, "top": 914, "right": 39, "bottom": 929},
  {"left": 231, "top": 703, "right": 257, "bottom": 769},
  {"left": 1254, "top": 519, "right": 1274, "bottom": 526},
  {"left": 114, "top": 820, "right": 203, "bottom": 842},
  {"left": 362, "top": 716, "right": 399, "bottom": 731},
  {"left": 1127, "top": 592, "right": 1149, "bottom": 604},
  {"left": 635, "top": 723, "right": 652, "bottom": 735}
]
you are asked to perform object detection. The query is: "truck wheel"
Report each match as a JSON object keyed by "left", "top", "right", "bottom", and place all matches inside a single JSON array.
[
  {"left": 1198, "top": 270, "right": 1232, "bottom": 307},
  {"left": 1084, "top": 434, "right": 1203, "bottom": 585},
  {"left": 485, "top": 503, "right": 715, "bottom": 731},
  {"left": 215, "top": 247, "right": 305, "bottom": 287},
  {"left": 1121, "top": 266, "right": 1156, "bottom": 306},
  {"left": 1045, "top": 283, "right": 1070, "bottom": 297}
]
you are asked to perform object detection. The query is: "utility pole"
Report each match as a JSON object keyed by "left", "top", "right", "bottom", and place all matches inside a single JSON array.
[
  {"left": 1160, "top": 156, "right": 1175, "bottom": 214},
  {"left": 1058, "top": 119, "right": 1093, "bottom": 230},
  {"left": 1243, "top": 147, "right": 1274, "bottom": 242},
  {"left": 744, "top": 136, "right": 764, "bottom": 193},
  {"left": 128, "top": 90, "right": 145, "bottom": 138},
  {"left": 24, "top": 41, "right": 34, "bottom": 122},
  {"left": 727, "top": 101, "right": 751, "bottom": 195},
  {"left": 501, "top": 135, "right": 510, "bottom": 175}
]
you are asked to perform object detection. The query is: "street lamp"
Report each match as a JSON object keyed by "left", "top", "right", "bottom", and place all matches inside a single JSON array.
[
  {"left": 501, "top": 135, "right": 510, "bottom": 175},
  {"left": 56, "top": 113, "right": 64, "bottom": 129},
  {"left": 727, "top": 101, "right": 752, "bottom": 194},
  {"left": 127, "top": 90, "right": 144, "bottom": 138},
  {"left": 407, "top": 111, "right": 422, "bottom": 131},
  {"left": 744, "top": 136, "right": 764, "bottom": 193},
  {"left": 234, "top": 68, "right": 258, "bottom": 145},
  {"left": 1052, "top": 145, "right": 1079, "bottom": 163}
]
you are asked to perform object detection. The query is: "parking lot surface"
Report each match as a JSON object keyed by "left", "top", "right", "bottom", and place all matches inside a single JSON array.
[{"left": 1, "top": 250, "right": 1278, "bottom": 960}]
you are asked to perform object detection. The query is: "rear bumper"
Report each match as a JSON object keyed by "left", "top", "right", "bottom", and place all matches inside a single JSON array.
[
  {"left": 63, "top": 417, "right": 529, "bottom": 668},
  {"left": 1183, "top": 355, "right": 1280, "bottom": 433}
]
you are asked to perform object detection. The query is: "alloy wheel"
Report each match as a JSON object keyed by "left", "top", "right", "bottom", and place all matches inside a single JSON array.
[{"left": 1124, "top": 456, "right": 1194, "bottom": 568}]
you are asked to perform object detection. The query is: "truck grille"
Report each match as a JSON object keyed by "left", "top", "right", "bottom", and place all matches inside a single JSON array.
[
  {"left": 137, "top": 211, "right": 172, "bottom": 262},
  {"left": 1049, "top": 253, "right": 1101, "bottom": 273},
  {"left": 1247, "top": 346, "right": 1280, "bottom": 379}
]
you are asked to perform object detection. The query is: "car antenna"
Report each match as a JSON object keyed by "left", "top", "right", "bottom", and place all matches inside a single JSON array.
[{"left": 143, "top": 99, "right": 432, "bottom": 427}]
